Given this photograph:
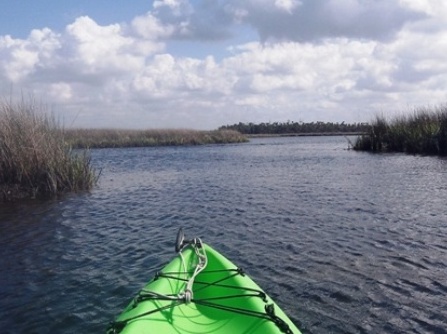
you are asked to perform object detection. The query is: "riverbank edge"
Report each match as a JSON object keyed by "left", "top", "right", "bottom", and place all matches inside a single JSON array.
[
  {"left": 64, "top": 129, "right": 248, "bottom": 149},
  {"left": 353, "top": 106, "right": 447, "bottom": 156},
  {"left": 0, "top": 99, "right": 98, "bottom": 202},
  {"left": 248, "top": 132, "right": 366, "bottom": 138}
]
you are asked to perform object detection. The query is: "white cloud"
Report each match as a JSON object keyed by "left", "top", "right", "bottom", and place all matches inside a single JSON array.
[
  {"left": 274, "top": 0, "right": 301, "bottom": 13},
  {"left": 226, "top": 0, "right": 427, "bottom": 42},
  {"left": 226, "top": 40, "right": 376, "bottom": 95},
  {"left": 0, "top": 28, "right": 60, "bottom": 82},
  {"left": 153, "top": 0, "right": 193, "bottom": 17},
  {"left": 148, "top": 0, "right": 235, "bottom": 41},
  {"left": 131, "top": 13, "right": 175, "bottom": 39},
  {"left": 399, "top": 0, "right": 447, "bottom": 16},
  {"left": 65, "top": 16, "right": 149, "bottom": 74},
  {"left": 1, "top": 41, "right": 38, "bottom": 82},
  {"left": 1, "top": 1, "right": 447, "bottom": 129},
  {"left": 131, "top": 53, "right": 234, "bottom": 101},
  {"left": 48, "top": 82, "right": 73, "bottom": 102}
]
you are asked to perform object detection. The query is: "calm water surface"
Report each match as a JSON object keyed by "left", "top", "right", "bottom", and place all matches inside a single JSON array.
[{"left": 1, "top": 136, "right": 447, "bottom": 333}]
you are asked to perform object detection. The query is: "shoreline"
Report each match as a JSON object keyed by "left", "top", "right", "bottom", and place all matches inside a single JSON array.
[
  {"left": 247, "top": 132, "right": 366, "bottom": 138},
  {"left": 353, "top": 106, "right": 447, "bottom": 155},
  {"left": 64, "top": 129, "right": 248, "bottom": 149}
]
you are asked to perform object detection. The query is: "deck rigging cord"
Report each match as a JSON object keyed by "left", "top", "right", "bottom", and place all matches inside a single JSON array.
[
  {"left": 106, "top": 230, "right": 293, "bottom": 334},
  {"left": 177, "top": 236, "right": 207, "bottom": 303}
]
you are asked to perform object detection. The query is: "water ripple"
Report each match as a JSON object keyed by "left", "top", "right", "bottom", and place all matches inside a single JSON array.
[{"left": 1, "top": 137, "right": 447, "bottom": 333}]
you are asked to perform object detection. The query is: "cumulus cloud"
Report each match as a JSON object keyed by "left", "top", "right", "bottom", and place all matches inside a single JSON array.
[
  {"left": 0, "top": 28, "right": 60, "bottom": 82},
  {"left": 130, "top": 0, "right": 430, "bottom": 44},
  {"left": 143, "top": 0, "right": 432, "bottom": 43},
  {"left": 131, "top": 13, "right": 175, "bottom": 39},
  {"left": 275, "top": 0, "right": 302, "bottom": 13},
  {"left": 64, "top": 16, "right": 157, "bottom": 75},
  {"left": 224, "top": 0, "right": 427, "bottom": 42},
  {"left": 153, "top": 0, "right": 193, "bottom": 17},
  {"left": 1, "top": 0, "right": 447, "bottom": 128},
  {"left": 145, "top": 0, "right": 240, "bottom": 41},
  {"left": 48, "top": 82, "right": 73, "bottom": 102}
]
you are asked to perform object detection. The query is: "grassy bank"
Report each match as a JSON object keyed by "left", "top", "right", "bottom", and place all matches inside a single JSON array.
[
  {"left": 64, "top": 128, "right": 247, "bottom": 149},
  {"left": 0, "top": 99, "right": 98, "bottom": 201},
  {"left": 354, "top": 106, "right": 447, "bottom": 155}
]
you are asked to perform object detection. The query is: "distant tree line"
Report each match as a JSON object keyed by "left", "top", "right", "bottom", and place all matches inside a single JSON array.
[{"left": 219, "top": 121, "right": 369, "bottom": 135}]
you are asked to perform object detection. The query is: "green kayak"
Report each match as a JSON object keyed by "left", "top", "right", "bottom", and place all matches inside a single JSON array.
[{"left": 107, "top": 230, "right": 301, "bottom": 334}]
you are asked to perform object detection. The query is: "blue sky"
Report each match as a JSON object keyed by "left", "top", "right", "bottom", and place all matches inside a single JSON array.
[
  {"left": 0, "top": 1, "right": 151, "bottom": 38},
  {"left": 1, "top": 0, "right": 447, "bottom": 129}
]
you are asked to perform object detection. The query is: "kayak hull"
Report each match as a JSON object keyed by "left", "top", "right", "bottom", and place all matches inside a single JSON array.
[{"left": 108, "top": 242, "right": 301, "bottom": 334}]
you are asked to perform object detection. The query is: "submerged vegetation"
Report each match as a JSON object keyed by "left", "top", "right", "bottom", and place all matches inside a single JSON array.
[
  {"left": 0, "top": 98, "right": 98, "bottom": 201},
  {"left": 64, "top": 128, "right": 247, "bottom": 149},
  {"left": 354, "top": 106, "right": 447, "bottom": 155}
]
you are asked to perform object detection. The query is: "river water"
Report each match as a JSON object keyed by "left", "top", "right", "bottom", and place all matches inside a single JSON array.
[{"left": 1, "top": 136, "right": 446, "bottom": 334}]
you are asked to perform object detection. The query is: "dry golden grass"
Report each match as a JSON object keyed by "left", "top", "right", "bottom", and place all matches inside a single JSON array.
[
  {"left": 64, "top": 128, "right": 248, "bottom": 149},
  {"left": 0, "top": 98, "right": 98, "bottom": 201},
  {"left": 0, "top": 97, "right": 247, "bottom": 201}
]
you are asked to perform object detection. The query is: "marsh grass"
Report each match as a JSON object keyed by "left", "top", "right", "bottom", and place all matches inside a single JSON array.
[
  {"left": 64, "top": 128, "right": 247, "bottom": 149},
  {"left": 354, "top": 106, "right": 447, "bottom": 155},
  {"left": 0, "top": 98, "right": 98, "bottom": 201}
]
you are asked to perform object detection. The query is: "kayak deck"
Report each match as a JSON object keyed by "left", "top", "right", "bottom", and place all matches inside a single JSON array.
[{"left": 107, "top": 238, "right": 301, "bottom": 334}]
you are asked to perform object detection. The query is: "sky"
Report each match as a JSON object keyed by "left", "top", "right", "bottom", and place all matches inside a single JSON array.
[{"left": 1, "top": 0, "right": 447, "bottom": 129}]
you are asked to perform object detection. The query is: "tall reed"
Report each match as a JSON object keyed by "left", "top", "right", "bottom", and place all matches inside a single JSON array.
[
  {"left": 63, "top": 128, "right": 247, "bottom": 149},
  {"left": 0, "top": 98, "right": 98, "bottom": 201},
  {"left": 354, "top": 106, "right": 447, "bottom": 155}
]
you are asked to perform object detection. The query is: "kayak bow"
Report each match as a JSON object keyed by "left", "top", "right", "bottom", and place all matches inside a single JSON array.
[{"left": 107, "top": 229, "right": 301, "bottom": 334}]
